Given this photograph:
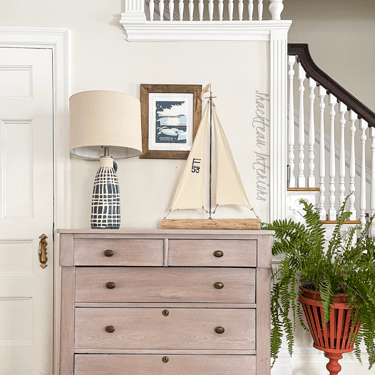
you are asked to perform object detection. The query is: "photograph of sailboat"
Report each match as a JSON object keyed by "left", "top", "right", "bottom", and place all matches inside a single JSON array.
[{"left": 156, "top": 101, "right": 187, "bottom": 144}]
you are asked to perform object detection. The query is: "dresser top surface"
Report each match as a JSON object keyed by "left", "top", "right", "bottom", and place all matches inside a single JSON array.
[{"left": 57, "top": 229, "right": 274, "bottom": 236}]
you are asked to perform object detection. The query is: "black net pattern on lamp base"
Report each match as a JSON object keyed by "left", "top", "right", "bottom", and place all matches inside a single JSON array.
[{"left": 91, "top": 166, "right": 120, "bottom": 229}]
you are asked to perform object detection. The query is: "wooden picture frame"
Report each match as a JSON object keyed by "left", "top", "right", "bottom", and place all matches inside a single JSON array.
[{"left": 140, "top": 84, "right": 202, "bottom": 159}]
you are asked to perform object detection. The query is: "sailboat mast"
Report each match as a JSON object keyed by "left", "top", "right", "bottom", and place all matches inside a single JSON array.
[{"left": 209, "top": 90, "right": 213, "bottom": 219}]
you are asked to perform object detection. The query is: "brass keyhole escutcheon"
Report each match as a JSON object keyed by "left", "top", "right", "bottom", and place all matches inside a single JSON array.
[
  {"left": 213, "top": 250, "right": 224, "bottom": 258},
  {"left": 104, "top": 249, "right": 114, "bottom": 257},
  {"left": 106, "top": 282, "right": 116, "bottom": 289},
  {"left": 214, "top": 282, "right": 224, "bottom": 289},
  {"left": 214, "top": 326, "right": 225, "bottom": 334},
  {"left": 105, "top": 325, "right": 115, "bottom": 333},
  {"left": 162, "top": 309, "right": 169, "bottom": 316},
  {"left": 162, "top": 356, "right": 169, "bottom": 363}
]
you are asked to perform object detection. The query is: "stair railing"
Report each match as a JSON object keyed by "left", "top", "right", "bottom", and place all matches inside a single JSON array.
[{"left": 287, "top": 44, "right": 375, "bottom": 233}]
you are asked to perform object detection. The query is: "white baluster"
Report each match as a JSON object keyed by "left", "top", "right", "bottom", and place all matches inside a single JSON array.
[
  {"left": 159, "top": 0, "right": 164, "bottom": 21},
  {"left": 269, "top": 0, "right": 284, "bottom": 21},
  {"left": 360, "top": 119, "right": 368, "bottom": 228},
  {"left": 208, "top": 0, "right": 214, "bottom": 20},
  {"left": 179, "top": 0, "right": 184, "bottom": 20},
  {"left": 199, "top": 0, "right": 204, "bottom": 21},
  {"left": 169, "top": 0, "right": 174, "bottom": 21},
  {"left": 228, "top": 0, "right": 234, "bottom": 21},
  {"left": 319, "top": 87, "right": 327, "bottom": 220},
  {"left": 328, "top": 94, "right": 337, "bottom": 221},
  {"left": 238, "top": 0, "right": 244, "bottom": 21},
  {"left": 370, "top": 128, "right": 375, "bottom": 236},
  {"left": 189, "top": 0, "right": 194, "bottom": 21},
  {"left": 218, "top": 0, "right": 224, "bottom": 20},
  {"left": 258, "top": 0, "right": 263, "bottom": 20},
  {"left": 349, "top": 110, "right": 358, "bottom": 220},
  {"left": 298, "top": 62, "right": 306, "bottom": 188},
  {"left": 149, "top": 0, "right": 155, "bottom": 21},
  {"left": 339, "top": 103, "right": 347, "bottom": 207},
  {"left": 308, "top": 78, "right": 316, "bottom": 187},
  {"left": 248, "top": 0, "right": 253, "bottom": 20},
  {"left": 288, "top": 56, "right": 296, "bottom": 188}
]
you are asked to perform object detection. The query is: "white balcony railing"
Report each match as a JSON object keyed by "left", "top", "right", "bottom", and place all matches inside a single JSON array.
[{"left": 120, "top": 0, "right": 287, "bottom": 41}]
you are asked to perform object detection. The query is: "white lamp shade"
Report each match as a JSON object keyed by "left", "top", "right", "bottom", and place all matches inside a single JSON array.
[{"left": 69, "top": 90, "right": 142, "bottom": 159}]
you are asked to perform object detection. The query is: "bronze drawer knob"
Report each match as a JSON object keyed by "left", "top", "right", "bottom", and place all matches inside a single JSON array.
[
  {"left": 162, "top": 356, "right": 169, "bottom": 363},
  {"left": 213, "top": 282, "right": 224, "bottom": 289},
  {"left": 104, "top": 249, "right": 114, "bottom": 257},
  {"left": 106, "top": 282, "right": 116, "bottom": 289},
  {"left": 105, "top": 325, "right": 115, "bottom": 333},
  {"left": 214, "top": 326, "right": 225, "bottom": 334},
  {"left": 213, "top": 250, "right": 224, "bottom": 258},
  {"left": 162, "top": 309, "right": 169, "bottom": 316}
]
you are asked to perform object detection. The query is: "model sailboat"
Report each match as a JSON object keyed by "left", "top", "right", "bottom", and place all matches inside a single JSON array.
[{"left": 161, "top": 84, "right": 261, "bottom": 230}]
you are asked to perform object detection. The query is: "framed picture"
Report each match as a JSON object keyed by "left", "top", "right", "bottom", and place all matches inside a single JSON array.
[{"left": 140, "top": 84, "right": 202, "bottom": 159}]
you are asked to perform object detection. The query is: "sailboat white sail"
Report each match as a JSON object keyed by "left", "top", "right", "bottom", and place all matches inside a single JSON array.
[{"left": 164, "top": 84, "right": 259, "bottom": 224}]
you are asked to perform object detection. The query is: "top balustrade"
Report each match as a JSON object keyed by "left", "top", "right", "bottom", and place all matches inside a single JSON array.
[
  {"left": 121, "top": 0, "right": 285, "bottom": 24},
  {"left": 144, "top": 0, "right": 284, "bottom": 22}
]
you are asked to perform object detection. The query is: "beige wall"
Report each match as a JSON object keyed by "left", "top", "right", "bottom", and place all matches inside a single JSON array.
[
  {"left": 284, "top": 0, "right": 375, "bottom": 111},
  {"left": 0, "top": 0, "right": 270, "bottom": 229}
]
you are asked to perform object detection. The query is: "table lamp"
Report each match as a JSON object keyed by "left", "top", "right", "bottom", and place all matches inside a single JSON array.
[{"left": 69, "top": 90, "right": 142, "bottom": 229}]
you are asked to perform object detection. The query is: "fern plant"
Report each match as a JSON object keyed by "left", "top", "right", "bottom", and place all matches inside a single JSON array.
[{"left": 263, "top": 195, "right": 375, "bottom": 369}]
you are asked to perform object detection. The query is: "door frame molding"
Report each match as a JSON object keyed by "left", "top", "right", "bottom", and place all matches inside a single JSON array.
[{"left": 0, "top": 27, "right": 71, "bottom": 375}]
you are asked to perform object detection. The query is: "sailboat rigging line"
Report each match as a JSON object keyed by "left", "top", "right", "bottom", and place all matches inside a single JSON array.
[{"left": 209, "top": 91, "right": 213, "bottom": 219}]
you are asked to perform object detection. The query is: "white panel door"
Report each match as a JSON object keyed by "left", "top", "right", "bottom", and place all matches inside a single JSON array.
[{"left": 0, "top": 48, "right": 54, "bottom": 375}]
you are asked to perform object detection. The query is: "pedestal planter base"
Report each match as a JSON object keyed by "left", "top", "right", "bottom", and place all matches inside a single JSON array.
[{"left": 325, "top": 351, "right": 343, "bottom": 375}]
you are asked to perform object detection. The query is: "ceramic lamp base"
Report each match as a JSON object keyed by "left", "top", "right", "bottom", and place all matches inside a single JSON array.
[{"left": 91, "top": 156, "right": 120, "bottom": 229}]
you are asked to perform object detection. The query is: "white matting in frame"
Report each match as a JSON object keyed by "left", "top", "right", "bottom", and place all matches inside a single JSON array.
[{"left": 148, "top": 93, "right": 194, "bottom": 151}]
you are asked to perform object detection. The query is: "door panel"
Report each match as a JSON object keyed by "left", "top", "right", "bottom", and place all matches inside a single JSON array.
[{"left": 0, "top": 47, "right": 54, "bottom": 375}]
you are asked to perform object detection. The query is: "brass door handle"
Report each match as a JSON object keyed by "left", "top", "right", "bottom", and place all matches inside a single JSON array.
[
  {"left": 214, "top": 326, "right": 225, "bottom": 334},
  {"left": 214, "top": 282, "right": 224, "bottom": 289},
  {"left": 39, "top": 234, "right": 48, "bottom": 269}
]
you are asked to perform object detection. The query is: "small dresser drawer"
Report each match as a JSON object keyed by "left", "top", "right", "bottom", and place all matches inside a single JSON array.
[
  {"left": 75, "top": 308, "right": 255, "bottom": 350},
  {"left": 75, "top": 354, "right": 256, "bottom": 375},
  {"left": 75, "top": 267, "right": 255, "bottom": 303},
  {"left": 168, "top": 240, "right": 256, "bottom": 267},
  {"left": 74, "top": 239, "right": 163, "bottom": 266}
]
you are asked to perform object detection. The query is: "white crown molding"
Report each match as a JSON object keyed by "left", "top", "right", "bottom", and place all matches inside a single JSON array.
[
  {"left": 120, "top": 20, "right": 292, "bottom": 42},
  {"left": 0, "top": 27, "right": 71, "bottom": 375},
  {"left": 292, "top": 110, "right": 372, "bottom": 185}
]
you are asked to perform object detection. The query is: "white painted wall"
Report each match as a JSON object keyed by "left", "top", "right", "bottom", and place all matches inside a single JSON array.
[{"left": 0, "top": 1, "right": 270, "bottom": 227}]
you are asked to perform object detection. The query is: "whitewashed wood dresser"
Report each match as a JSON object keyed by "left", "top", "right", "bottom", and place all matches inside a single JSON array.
[{"left": 58, "top": 229, "right": 273, "bottom": 375}]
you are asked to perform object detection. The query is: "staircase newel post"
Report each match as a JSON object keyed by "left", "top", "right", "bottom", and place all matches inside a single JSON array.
[{"left": 288, "top": 56, "right": 296, "bottom": 188}]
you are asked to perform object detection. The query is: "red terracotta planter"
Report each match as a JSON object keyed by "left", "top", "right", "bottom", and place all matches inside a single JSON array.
[{"left": 299, "top": 287, "right": 361, "bottom": 375}]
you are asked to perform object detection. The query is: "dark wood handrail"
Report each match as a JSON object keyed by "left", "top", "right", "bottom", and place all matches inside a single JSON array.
[{"left": 288, "top": 44, "right": 375, "bottom": 128}]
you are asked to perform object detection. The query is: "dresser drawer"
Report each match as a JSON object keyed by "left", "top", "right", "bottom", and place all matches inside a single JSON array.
[
  {"left": 75, "top": 267, "right": 255, "bottom": 303},
  {"left": 75, "top": 354, "right": 256, "bottom": 375},
  {"left": 74, "top": 239, "right": 163, "bottom": 266},
  {"left": 168, "top": 240, "right": 256, "bottom": 267},
  {"left": 75, "top": 308, "right": 255, "bottom": 350}
]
